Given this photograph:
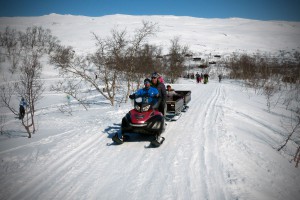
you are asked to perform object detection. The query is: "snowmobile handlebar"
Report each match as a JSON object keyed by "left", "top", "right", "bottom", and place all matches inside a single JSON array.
[{"left": 129, "top": 93, "right": 159, "bottom": 99}]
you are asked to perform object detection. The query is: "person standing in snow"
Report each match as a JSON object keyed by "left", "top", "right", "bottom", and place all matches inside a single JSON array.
[
  {"left": 66, "top": 95, "right": 71, "bottom": 105},
  {"left": 196, "top": 72, "right": 200, "bottom": 83},
  {"left": 218, "top": 74, "right": 222, "bottom": 82},
  {"left": 151, "top": 72, "right": 166, "bottom": 116},
  {"left": 204, "top": 73, "right": 209, "bottom": 84},
  {"left": 19, "top": 97, "right": 28, "bottom": 119}
]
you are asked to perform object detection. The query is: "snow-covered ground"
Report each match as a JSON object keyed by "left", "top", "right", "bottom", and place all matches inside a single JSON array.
[
  {"left": 1, "top": 78, "right": 299, "bottom": 200},
  {"left": 0, "top": 14, "right": 300, "bottom": 200}
]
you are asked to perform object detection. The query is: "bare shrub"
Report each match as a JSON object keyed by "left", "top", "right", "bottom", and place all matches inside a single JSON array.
[
  {"left": 227, "top": 51, "right": 300, "bottom": 167},
  {"left": 51, "top": 21, "right": 159, "bottom": 106},
  {"left": 0, "top": 114, "right": 6, "bottom": 135},
  {"left": 164, "top": 37, "right": 190, "bottom": 83},
  {"left": 50, "top": 79, "right": 89, "bottom": 111},
  {"left": 0, "top": 26, "right": 59, "bottom": 138}
]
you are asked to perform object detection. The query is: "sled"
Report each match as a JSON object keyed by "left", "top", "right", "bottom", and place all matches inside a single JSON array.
[{"left": 165, "top": 90, "right": 191, "bottom": 121}]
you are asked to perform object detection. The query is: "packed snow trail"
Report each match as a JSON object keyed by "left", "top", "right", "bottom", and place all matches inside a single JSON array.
[
  {"left": 1, "top": 79, "right": 300, "bottom": 200},
  {"left": 0, "top": 80, "right": 230, "bottom": 199}
]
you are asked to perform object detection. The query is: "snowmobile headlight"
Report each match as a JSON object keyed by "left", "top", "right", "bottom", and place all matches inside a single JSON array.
[
  {"left": 152, "top": 121, "right": 161, "bottom": 129},
  {"left": 142, "top": 105, "right": 150, "bottom": 112},
  {"left": 135, "top": 105, "right": 140, "bottom": 111}
]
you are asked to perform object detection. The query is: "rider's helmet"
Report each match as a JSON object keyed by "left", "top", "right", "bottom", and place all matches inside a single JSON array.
[
  {"left": 144, "top": 78, "right": 151, "bottom": 88},
  {"left": 144, "top": 78, "right": 151, "bottom": 84},
  {"left": 151, "top": 72, "right": 159, "bottom": 78}
]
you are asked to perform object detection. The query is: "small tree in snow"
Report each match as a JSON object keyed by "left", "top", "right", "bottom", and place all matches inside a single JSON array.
[
  {"left": 0, "top": 26, "right": 59, "bottom": 138},
  {"left": 50, "top": 21, "right": 159, "bottom": 106},
  {"left": 164, "top": 37, "right": 189, "bottom": 83}
]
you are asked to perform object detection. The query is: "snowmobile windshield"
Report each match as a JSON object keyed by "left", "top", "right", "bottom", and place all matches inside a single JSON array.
[
  {"left": 134, "top": 96, "right": 156, "bottom": 105},
  {"left": 134, "top": 96, "right": 153, "bottom": 112},
  {"left": 135, "top": 97, "right": 143, "bottom": 103}
]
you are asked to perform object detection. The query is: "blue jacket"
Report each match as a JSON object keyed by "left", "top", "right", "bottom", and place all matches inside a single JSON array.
[
  {"left": 20, "top": 99, "right": 28, "bottom": 107},
  {"left": 134, "top": 86, "right": 159, "bottom": 105}
]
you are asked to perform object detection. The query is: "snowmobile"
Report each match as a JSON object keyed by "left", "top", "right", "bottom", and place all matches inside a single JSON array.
[
  {"left": 112, "top": 95, "right": 166, "bottom": 147},
  {"left": 165, "top": 90, "right": 191, "bottom": 121}
]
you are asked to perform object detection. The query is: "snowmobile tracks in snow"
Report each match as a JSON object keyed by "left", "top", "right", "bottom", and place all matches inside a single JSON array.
[{"left": 144, "top": 137, "right": 165, "bottom": 148}]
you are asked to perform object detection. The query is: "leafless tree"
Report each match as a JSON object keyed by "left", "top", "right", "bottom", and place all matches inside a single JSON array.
[
  {"left": 51, "top": 21, "right": 159, "bottom": 106},
  {"left": 277, "top": 52, "right": 300, "bottom": 167},
  {"left": 0, "top": 26, "right": 58, "bottom": 138},
  {"left": 19, "top": 26, "right": 60, "bottom": 55},
  {"left": 50, "top": 78, "right": 89, "bottom": 111},
  {"left": 0, "top": 27, "right": 19, "bottom": 56},
  {"left": 90, "top": 28, "right": 128, "bottom": 105},
  {"left": 0, "top": 27, "right": 21, "bottom": 73},
  {"left": 0, "top": 114, "right": 6, "bottom": 135},
  {"left": 50, "top": 43, "right": 120, "bottom": 106},
  {"left": 117, "top": 21, "right": 159, "bottom": 102},
  {"left": 294, "top": 146, "right": 300, "bottom": 167},
  {"left": 226, "top": 51, "right": 300, "bottom": 167},
  {"left": 133, "top": 44, "right": 164, "bottom": 86},
  {"left": 277, "top": 109, "right": 300, "bottom": 167},
  {"left": 164, "top": 37, "right": 189, "bottom": 83}
]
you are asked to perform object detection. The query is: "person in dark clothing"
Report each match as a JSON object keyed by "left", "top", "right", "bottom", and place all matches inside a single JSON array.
[
  {"left": 151, "top": 72, "right": 166, "bottom": 116},
  {"left": 196, "top": 72, "right": 200, "bottom": 83},
  {"left": 19, "top": 97, "right": 28, "bottom": 119},
  {"left": 218, "top": 74, "right": 222, "bottom": 82},
  {"left": 204, "top": 73, "right": 209, "bottom": 84}
]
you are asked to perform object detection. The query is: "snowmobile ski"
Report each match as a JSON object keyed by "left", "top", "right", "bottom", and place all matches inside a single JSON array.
[
  {"left": 171, "top": 113, "right": 182, "bottom": 121},
  {"left": 112, "top": 133, "right": 124, "bottom": 144},
  {"left": 165, "top": 113, "right": 182, "bottom": 121},
  {"left": 144, "top": 137, "right": 165, "bottom": 148},
  {"left": 181, "top": 105, "right": 189, "bottom": 112},
  {"left": 164, "top": 116, "right": 173, "bottom": 121},
  {"left": 111, "top": 133, "right": 131, "bottom": 145}
]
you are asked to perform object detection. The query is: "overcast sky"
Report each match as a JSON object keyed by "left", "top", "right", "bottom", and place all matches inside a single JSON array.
[{"left": 0, "top": 0, "right": 299, "bottom": 21}]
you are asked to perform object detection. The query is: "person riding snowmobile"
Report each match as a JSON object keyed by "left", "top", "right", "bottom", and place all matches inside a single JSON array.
[
  {"left": 112, "top": 78, "right": 165, "bottom": 147},
  {"left": 150, "top": 72, "right": 166, "bottom": 115},
  {"left": 129, "top": 78, "right": 159, "bottom": 106}
]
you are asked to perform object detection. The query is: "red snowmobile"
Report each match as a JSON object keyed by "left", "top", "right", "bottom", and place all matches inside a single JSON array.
[{"left": 112, "top": 95, "right": 166, "bottom": 147}]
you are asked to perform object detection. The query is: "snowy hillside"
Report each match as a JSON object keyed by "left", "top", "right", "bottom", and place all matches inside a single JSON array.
[
  {"left": 1, "top": 14, "right": 300, "bottom": 56},
  {"left": 0, "top": 14, "right": 300, "bottom": 200}
]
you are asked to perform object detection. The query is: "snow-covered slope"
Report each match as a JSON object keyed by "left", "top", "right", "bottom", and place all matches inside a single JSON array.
[{"left": 1, "top": 14, "right": 299, "bottom": 55}]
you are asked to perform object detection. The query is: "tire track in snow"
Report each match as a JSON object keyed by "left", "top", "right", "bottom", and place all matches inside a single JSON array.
[
  {"left": 173, "top": 82, "right": 226, "bottom": 199},
  {"left": 151, "top": 83, "right": 209, "bottom": 199},
  {"left": 148, "top": 82, "right": 228, "bottom": 199},
  {"left": 228, "top": 109, "right": 283, "bottom": 145},
  {"left": 174, "top": 84, "right": 212, "bottom": 199},
  {"left": 3, "top": 81, "right": 233, "bottom": 200},
  {"left": 8, "top": 127, "right": 103, "bottom": 200},
  {"left": 201, "top": 83, "right": 229, "bottom": 199},
  {"left": 185, "top": 83, "right": 226, "bottom": 199},
  {"left": 47, "top": 131, "right": 114, "bottom": 200}
]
